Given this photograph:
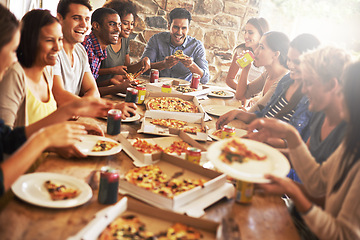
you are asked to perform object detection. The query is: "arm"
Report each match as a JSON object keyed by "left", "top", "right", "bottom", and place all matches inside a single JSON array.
[
  {"left": 98, "top": 80, "right": 134, "bottom": 97},
  {"left": 1, "top": 122, "right": 87, "bottom": 193},
  {"left": 182, "top": 41, "right": 209, "bottom": 84},
  {"left": 248, "top": 77, "right": 279, "bottom": 112},
  {"left": 52, "top": 75, "right": 81, "bottom": 106},
  {"left": 79, "top": 72, "right": 101, "bottom": 98},
  {"left": 98, "top": 65, "right": 128, "bottom": 76},
  {"left": 216, "top": 109, "right": 257, "bottom": 129},
  {"left": 226, "top": 53, "right": 242, "bottom": 90}
]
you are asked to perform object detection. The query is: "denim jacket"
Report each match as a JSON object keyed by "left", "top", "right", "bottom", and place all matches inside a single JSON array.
[{"left": 254, "top": 73, "right": 312, "bottom": 142}]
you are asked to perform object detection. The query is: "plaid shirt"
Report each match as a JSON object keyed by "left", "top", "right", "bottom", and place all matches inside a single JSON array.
[{"left": 81, "top": 32, "right": 107, "bottom": 80}]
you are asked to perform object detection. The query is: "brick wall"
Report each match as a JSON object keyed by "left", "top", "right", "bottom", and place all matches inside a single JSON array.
[{"left": 122, "top": 0, "right": 262, "bottom": 85}]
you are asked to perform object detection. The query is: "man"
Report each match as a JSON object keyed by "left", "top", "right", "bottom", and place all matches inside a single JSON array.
[
  {"left": 81, "top": 7, "right": 133, "bottom": 96},
  {"left": 53, "top": 0, "right": 99, "bottom": 106},
  {"left": 54, "top": 1, "right": 136, "bottom": 117},
  {"left": 141, "top": 8, "right": 209, "bottom": 84}
]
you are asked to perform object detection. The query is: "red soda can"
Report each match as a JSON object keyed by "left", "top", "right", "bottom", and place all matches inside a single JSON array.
[
  {"left": 150, "top": 69, "right": 159, "bottom": 83},
  {"left": 190, "top": 73, "right": 200, "bottom": 89},
  {"left": 107, "top": 109, "right": 121, "bottom": 135},
  {"left": 98, "top": 167, "right": 119, "bottom": 204}
]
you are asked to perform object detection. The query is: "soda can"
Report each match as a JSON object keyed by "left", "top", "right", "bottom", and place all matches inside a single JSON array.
[
  {"left": 235, "top": 180, "right": 254, "bottom": 204},
  {"left": 125, "top": 87, "right": 138, "bottom": 103},
  {"left": 190, "top": 73, "right": 200, "bottom": 89},
  {"left": 98, "top": 167, "right": 119, "bottom": 204},
  {"left": 221, "top": 125, "right": 236, "bottom": 139},
  {"left": 136, "top": 85, "right": 146, "bottom": 104},
  {"left": 107, "top": 109, "right": 121, "bottom": 135},
  {"left": 150, "top": 69, "right": 159, "bottom": 83},
  {"left": 185, "top": 147, "right": 202, "bottom": 164},
  {"left": 236, "top": 50, "right": 255, "bottom": 68}
]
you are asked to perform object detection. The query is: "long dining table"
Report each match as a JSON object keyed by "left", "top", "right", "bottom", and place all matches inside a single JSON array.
[{"left": 0, "top": 86, "right": 300, "bottom": 240}]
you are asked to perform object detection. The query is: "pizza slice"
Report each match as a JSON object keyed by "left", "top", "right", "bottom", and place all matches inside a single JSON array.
[
  {"left": 182, "top": 126, "right": 206, "bottom": 134},
  {"left": 132, "top": 138, "right": 164, "bottom": 154},
  {"left": 92, "top": 140, "right": 119, "bottom": 152},
  {"left": 157, "top": 222, "right": 203, "bottom": 239},
  {"left": 163, "top": 140, "right": 191, "bottom": 155},
  {"left": 150, "top": 119, "right": 187, "bottom": 129},
  {"left": 44, "top": 180, "right": 80, "bottom": 201},
  {"left": 173, "top": 49, "right": 187, "bottom": 59}
]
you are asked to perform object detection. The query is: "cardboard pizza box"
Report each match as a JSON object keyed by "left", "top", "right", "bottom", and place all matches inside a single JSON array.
[
  {"left": 118, "top": 131, "right": 207, "bottom": 166},
  {"left": 138, "top": 110, "right": 209, "bottom": 141},
  {"left": 146, "top": 81, "right": 210, "bottom": 96},
  {"left": 68, "top": 197, "right": 221, "bottom": 240},
  {"left": 118, "top": 153, "right": 235, "bottom": 217}
]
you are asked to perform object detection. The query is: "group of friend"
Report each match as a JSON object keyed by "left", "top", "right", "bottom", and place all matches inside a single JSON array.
[{"left": 0, "top": 0, "right": 359, "bottom": 239}]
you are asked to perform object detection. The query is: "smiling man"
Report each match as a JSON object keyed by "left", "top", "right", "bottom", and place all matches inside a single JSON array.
[
  {"left": 141, "top": 8, "right": 209, "bottom": 84},
  {"left": 53, "top": 0, "right": 100, "bottom": 106}
]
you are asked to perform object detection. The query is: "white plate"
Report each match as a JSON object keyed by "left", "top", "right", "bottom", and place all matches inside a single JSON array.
[
  {"left": 122, "top": 113, "right": 141, "bottom": 122},
  {"left": 203, "top": 105, "right": 238, "bottom": 117},
  {"left": 11, "top": 172, "right": 92, "bottom": 208},
  {"left": 75, "top": 135, "right": 122, "bottom": 156},
  {"left": 208, "top": 90, "right": 235, "bottom": 98},
  {"left": 208, "top": 128, "right": 247, "bottom": 141},
  {"left": 207, "top": 138, "right": 290, "bottom": 183}
]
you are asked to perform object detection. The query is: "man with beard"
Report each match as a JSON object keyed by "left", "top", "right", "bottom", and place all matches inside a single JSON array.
[
  {"left": 82, "top": 7, "right": 134, "bottom": 96},
  {"left": 141, "top": 8, "right": 209, "bottom": 84}
]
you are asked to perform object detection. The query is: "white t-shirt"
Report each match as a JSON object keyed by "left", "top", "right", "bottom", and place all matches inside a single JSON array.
[{"left": 54, "top": 43, "right": 91, "bottom": 95}]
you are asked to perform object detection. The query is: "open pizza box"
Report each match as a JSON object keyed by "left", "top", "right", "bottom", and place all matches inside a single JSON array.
[
  {"left": 138, "top": 110, "right": 209, "bottom": 141},
  {"left": 146, "top": 81, "right": 210, "bottom": 96},
  {"left": 118, "top": 153, "right": 235, "bottom": 217},
  {"left": 118, "top": 130, "right": 207, "bottom": 167},
  {"left": 67, "top": 197, "right": 221, "bottom": 240}
]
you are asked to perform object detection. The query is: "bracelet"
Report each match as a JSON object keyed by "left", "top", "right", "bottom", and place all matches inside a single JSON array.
[
  {"left": 300, "top": 203, "right": 314, "bottom": 216},
  {"left": 282, "top": 138, "right": 288, "bottom": 148}
]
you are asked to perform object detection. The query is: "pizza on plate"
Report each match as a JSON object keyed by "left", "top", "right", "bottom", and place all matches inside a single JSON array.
[
  {"left": 173, "top": 49, "right": 187, "bottom": 59},
  {"left": 44, "top": 180, "right": 80, "bottom": 201},
  {"left": 99, "top": 214, "right": 204, "bottom": 240},
  {"left": 220, "top": 137, "right": 267, "bottom": 164},
  {"left": 150, "top": 118, "right": 187, "bottom": 129},
  {"left": 92, "top": 140, "right": 119, "bottom": 152},
  {"left": 212, "top": 129, "right": 223, "bottom": 138},
  {"left": 147, "top": 97, "right": 198, "bottom": 113},
  {"left": 125, "top": 165, "right": 206, "bottom": 199},
  {"left": 211, "top": 90, "right": 226, "bottom": 96}
]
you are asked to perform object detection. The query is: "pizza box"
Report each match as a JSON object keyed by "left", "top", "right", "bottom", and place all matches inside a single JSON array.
[
  {"left": 146, "top": 81, "right": 210, "bottom": 96},
  {"left": 118, "top": 130, "right": 207, "bottom": 166},
  {"left": 68, "top": 197, "right": 221, "bottom": 240},
  {"left": 138, "top": 110, "right": 209, "bottom": 141},
  {"left": 118, "top": 153, "right": 235, "bottom": 217}
]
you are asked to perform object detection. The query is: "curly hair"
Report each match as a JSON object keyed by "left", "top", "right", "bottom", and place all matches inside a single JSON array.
[{"left": 103, "top": 0, "right": 137, "bottom": 19}]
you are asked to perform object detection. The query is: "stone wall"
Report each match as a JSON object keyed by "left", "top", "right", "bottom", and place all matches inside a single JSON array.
[{"left": 114, "top": 0, "right": 262, "bottom": 85}]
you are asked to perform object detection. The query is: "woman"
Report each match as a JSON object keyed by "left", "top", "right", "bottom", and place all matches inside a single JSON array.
[
  {"left": 235, "top": 31, "right": 290, "bottom": 112},
  {"left": 0, "top": 5, "right": 110, "bottom": 196},
  {"left": 97, "top": 0, "right": 151, "bottom": 85},
  {"left": 0, "top": 9, "right": 62, "bottom": 127},
  {"left": 247, "top": 60, "right": 360, "bottom": 240},
  {"left": 217, "top": 34, "right": 318, "bottom": 149},
  {"left": 225, "top": 17, "right": 269, "bottom": 90}
]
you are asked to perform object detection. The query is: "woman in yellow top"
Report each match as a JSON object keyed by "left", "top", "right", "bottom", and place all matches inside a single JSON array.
[{"left": 0, "top": 9, "right": 61, "bottom": 127}]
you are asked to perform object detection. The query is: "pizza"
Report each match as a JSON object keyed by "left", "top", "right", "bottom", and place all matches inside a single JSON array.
[
  {"left": 44, "top": 180, "right": 80, "bottom": 201},
  {"left": 182, "top": 126, "right": 206, "bottom": 134},
  {"left": 99, "top": 214, "right": 155, "bottom": 240},
  {"left": 125, "top": 165, "right": 206, "bottom": 199},
  {"left": 220, "top": 137, "right": 266, "bottom": 164},
  {"left": 211, "top": 90, "right": 226, "bottom": 96},
  {"left": 163, "top": 140, "right": 192, "bottom": 155},
  {"left": 175, "top": 85, "right": 196, "bottom": 93},
  {"left": 92, "top": 140, "right": 119, "bottom": 152},
  {"left": 147, "top": 97, "right": 198, "bottom": 113},
  {"left": 132, "top": 138, "right": 164, "bottom": 154},
  {"left": 212, "top": 129, "right": 223, "bottom": 138},
  {"left": 150, "top": 118, "right": 187, "bottom": 129},
  {"left": 173, "top": 49, "right": 187, "bottom": 59},
  {"left": 158, "top": 222, "right": 203, "bottom": 240},
  {"left": 99, "top": 215, "right": 203, "bottom": 240}
]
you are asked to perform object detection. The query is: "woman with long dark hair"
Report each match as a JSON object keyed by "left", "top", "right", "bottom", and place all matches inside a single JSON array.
[{"left": 247, "top": 58, "right": 360, "bottom": 239}]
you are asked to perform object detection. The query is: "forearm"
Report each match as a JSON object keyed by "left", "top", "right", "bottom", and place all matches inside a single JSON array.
[
  {"left": 150, "top": 61, "right": 167, "bottom": 71},
  {"left": 1, "top": 129, "right": 50, "bottom": 191},
  {"left": 236, "top": 111, "right": 257, "bottom": 124},
  {"left": 235, "top": 67, "right": 250, "bottom": 100},
  {"left": 98, "top": 67, "right": 117, "bottom": 75},
  {"left": 188, "top": 62, "right": 204, "bottom": 78},
  {"left": 288, "top": 185, "right": 313, "bottom": 213},
  {"left": 53, "top": 90, "right": 81, "bottom": 107},
  {"left": 226, "top": 60, "right": 240, "bottom": 90}
]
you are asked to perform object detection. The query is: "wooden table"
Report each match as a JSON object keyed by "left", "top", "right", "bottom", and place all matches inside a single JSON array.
[{"left": 0, "top": 92, "right": 300, "bottom": 240}]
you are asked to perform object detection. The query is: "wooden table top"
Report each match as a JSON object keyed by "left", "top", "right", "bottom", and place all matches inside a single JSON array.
[{"left": 0, "top": 91, "right": 300, "bottom": 240}]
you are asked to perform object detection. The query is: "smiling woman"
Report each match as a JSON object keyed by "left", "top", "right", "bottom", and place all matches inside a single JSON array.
[{"left": 0, "top": 9, "right": 62, "bottom": 127}]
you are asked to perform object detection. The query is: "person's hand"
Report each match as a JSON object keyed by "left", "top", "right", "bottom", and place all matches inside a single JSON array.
[
  {"left": 110, "top": 75, "right": 126, "bottom": 85},
  {"left": 140, "top": 57, "right": 151, "bottom": 73},
  {"left": 53, "top": 145, "right": 87, "bottom": 159},
  {"left": 64, "top": 97, "right": 114, "bottom": 118},
  {"left": 115, "top": 102, "right": 137, "bottom": 119},
  {"left": 257, "top": 174, "right": 298, "bottom": 196},
  {"left": 112, "top": 65, "right": 128, "bottom": 75},
  {"left": 179, "top": 56, "right": 194, "bottom": 68},
  {"left": 43, "top": 122, "right": 87, "bottom": 148},
  {"left": 236, "top": 50, "right": 253, "bottom": 70},
  {"left": 216, "top": 109, "right": 242, "bottom": 129},
  {"left": 113, "top": 80, "right": 135, "bottom": 94},
  {"left": 246, "top": 118, "right": 294, "bottom": 143},
  {"left": 163, "top": 55, "right": 179, "bottom": 69},
  {"left": 80, "top": 122, "right": 104, "bottom": 136}
]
